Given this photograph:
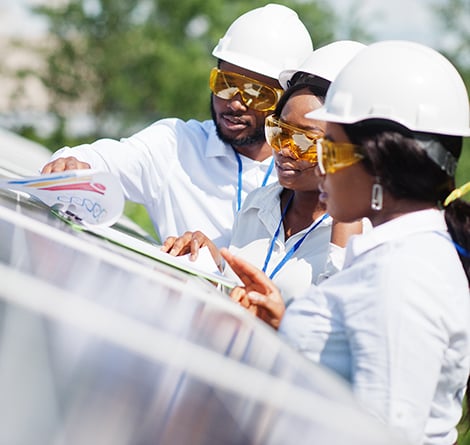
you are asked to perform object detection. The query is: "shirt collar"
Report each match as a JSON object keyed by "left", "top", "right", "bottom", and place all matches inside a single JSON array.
[
  {"left": 244, "top": 183, "right": 332, "bottom": 231},
  {"left": 344, "top": 208, "right": 448, "bottom": 267},
  {"left": 205, "top": 121, "right": 231, "bottom": 158},
  {"left": 246, "top": 182, "right": 283, "bottom": 211}
]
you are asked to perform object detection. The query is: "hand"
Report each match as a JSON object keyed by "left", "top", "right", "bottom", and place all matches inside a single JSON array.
[
  {"left": 161, "top": 231, "right": 222, "bottom": 270},
  {"left": 41, "top": 157, "right": 91, "bottom": 174},
  {"left": 220, "top": 248, "right": 285, "bottom": 329}
]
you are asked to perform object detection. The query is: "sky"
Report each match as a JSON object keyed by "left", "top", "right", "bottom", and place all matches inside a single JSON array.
[
  {"left": 330, "top": 0, "right": 442, "bottom": 47},
  {"left": 0, "top": 0, "right": 444, "bottom": 48}
]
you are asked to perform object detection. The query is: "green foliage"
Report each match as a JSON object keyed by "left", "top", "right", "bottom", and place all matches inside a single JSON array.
[
  {"left": 123, "top": 201, "right": 160, "bottom": 242},
  {"left": 457, "top": 139, "right": 470, "bottom": 191},
  {"left": 20, "top": 0, "right": 337, "bottom": 144},
  {"left": 459, "top": 430, "right": 470, "bottom": 445},
  {"left": 8, "top": 0, "right": 347, "bottom": 230},
  {"left": 434, "top": 0, "right": 470, "bottom": 80},
  {"left": 10, "top": 0, "right": 470, "bottom": 222},
  {"left": 434, "top": 0, "right": 470, "bottom": 190},
  {"left": 458, "top": 399, "right": 470, "bottom": 445}
]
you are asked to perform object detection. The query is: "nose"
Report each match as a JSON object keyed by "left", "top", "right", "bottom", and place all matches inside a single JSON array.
[
  {"left": 314, "top": 164, "right": 325, "bottom": 177},
  {"left": 227, "top": 92, "right": 248, "bottom": 112},
  {"left": 278, "top": 145, "right": 297, "bottom": 160}
]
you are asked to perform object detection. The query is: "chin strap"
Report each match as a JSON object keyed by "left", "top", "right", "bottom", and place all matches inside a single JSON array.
[{"left": 415, "top": 135, "right": 457, "bottom": 176}]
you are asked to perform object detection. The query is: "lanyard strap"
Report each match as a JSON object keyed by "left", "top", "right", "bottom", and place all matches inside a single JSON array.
[
  {"left": 262, "top": 199, "right": 329, "bottom": 279},
  {"left": 434, "top": 230, "right": 470, "bottom": 258},
  {"left": 234, "top": 150, "right": 275, "bottom": 211},
  {"left": 261, "top": 155, "right": 275, "bottom": 187}
]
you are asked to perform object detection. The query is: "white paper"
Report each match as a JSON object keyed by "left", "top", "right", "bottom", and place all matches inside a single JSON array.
[
  {"left": 81, "top": 223, "right": 236, "bottom": 288},
  {"left": 0, "top": 170, "right": 125, "bottom": 226}
]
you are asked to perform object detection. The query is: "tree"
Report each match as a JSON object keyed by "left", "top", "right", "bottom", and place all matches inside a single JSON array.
[
  {"left": 16, "top": 0, "right": 337, "bottom": 147},
  {"left": 434, "top": 0, "right": 470, "bottom": 81},
  {"left": 433, "top": 0, "right": 470, "bottom": 189}
]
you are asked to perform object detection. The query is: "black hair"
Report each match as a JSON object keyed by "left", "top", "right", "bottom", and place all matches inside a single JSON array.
[
  {"left": 343, "top": 119, "right": 469, "bottom": 275},
  {"left": 273, "top": 73, "right": 330, "bottom": 118},
  {"left": 344, "top": 120, "right": 470, "bottom": 426},
  {"left": 287, "top": 72, "right": 331, "bottom": 92},
  {"left": 343, "top": 120, "right": 457, "bottom": 201}
]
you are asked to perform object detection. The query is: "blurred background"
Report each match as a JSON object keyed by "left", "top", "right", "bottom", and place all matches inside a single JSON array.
[
  {"left": 0, "top": 1, "right": 469, "bottom": 442},
  {"left": 0, "top": 0, "right": 469, "bottom": 234}
]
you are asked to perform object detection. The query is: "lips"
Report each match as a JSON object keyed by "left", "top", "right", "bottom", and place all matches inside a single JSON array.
[
  {"left": 275, "top": 162, "right": 305, "bottom": 179},
  {"left": 276, "top": 158, "right": 316, "bottom": 173},
  {"left": 276, "top": 162, "right": 301, "bottom": 172},
  {"left": 223, "top": 114, "right": 246, "bottom": 124},
  {"left": 221, "top": 114, "right": 249, "bottom": 131}
]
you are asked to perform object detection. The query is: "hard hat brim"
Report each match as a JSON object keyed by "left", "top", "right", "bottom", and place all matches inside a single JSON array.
[{"left": 306, "top": 108, "right": 470, "bottom": 137}]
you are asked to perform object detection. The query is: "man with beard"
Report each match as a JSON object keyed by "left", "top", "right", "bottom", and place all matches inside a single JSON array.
[{"left": 41, "top": 4, "right": 313, "bottom": 248}]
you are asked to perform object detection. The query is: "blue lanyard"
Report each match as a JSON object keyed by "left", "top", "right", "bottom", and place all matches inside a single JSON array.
[
  {"left": 434, "top": 230, "right": 470, "bottom": 258},
  {"left": 262, "top": 194, "right": 329, "bottom": 279},
  {"left": 234, "top": 150, "right": 275, "bottom": 211}
]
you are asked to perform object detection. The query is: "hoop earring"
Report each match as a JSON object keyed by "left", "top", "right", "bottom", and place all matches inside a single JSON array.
[{"left": 371, "top": 182, "right": 383, "bottom": 211}]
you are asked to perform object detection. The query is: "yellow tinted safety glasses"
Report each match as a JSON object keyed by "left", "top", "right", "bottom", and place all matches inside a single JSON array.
[
  {"left": 265, "top": 115, "right": 323, "bottom": 163},
  {"left": 209, "top": 68, "right": 283, "bottom": 112},
  {"left": 316, "top": 138, "right": 365, "bottom": 174}
]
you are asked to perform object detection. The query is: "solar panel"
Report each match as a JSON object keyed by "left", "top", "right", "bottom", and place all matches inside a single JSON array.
[{"left": 0, "top": 185, "right": 404, "bottom": 445}]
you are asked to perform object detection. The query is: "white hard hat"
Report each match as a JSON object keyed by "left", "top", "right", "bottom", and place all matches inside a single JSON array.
[
  {"left": 212, "top": 3, "right": 313, "bottom": 80},
  {"left": 306, "top": 40, "right": 470, "bottom": 137},
  {"left": 279, "top": 40, "right": 366, "bottom": 90}
]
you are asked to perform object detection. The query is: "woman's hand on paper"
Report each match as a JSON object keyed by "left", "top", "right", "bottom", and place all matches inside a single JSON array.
[{"left": 161, "top": 231, "right": 222, "bottom": 271}]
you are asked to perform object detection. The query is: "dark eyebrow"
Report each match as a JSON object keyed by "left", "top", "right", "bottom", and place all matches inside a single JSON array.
[{"left": 303, "top": 125, "right": 324, "bottom": 133}]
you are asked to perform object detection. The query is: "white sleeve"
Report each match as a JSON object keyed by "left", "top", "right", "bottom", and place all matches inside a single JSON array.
[
  {"left": 43, "top": 121, "right": 179, "bottom": 205},
  {"left": 48, "top": 139, "right": 126, "bottom": 173}
]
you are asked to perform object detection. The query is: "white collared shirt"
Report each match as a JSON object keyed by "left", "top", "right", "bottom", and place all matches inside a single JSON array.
[
  {"left": 225, "top": 182, "right": 344, "bottom": 303},
  {"left": 279, "top": 209, "right": 470, "bottom": 445},
  {"left": 48, "top": 118, "right": 276, "bottom": 247}
]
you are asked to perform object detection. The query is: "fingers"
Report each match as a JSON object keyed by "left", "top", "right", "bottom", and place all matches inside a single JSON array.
[
  {"left": 247, "top": 291, "right": 285, "bottom": 328},
  {"left": 229, "top": 286, "right": 250, "bottom": 308},
  {"left": 41, "top": 160, "right": 60, "bottom": 174},
  {"left": 255, "top": 305, "right": 283, "bottom": 330},
  {"left": 230, "top": 288, "right": 285, "bottom": 329},
  {"left": 161, "top": 231, "right": 216, "bottom": 261},
  {"left": 191, "top": 231, "right": 222, "bottom": 269},
  {"left": 160, "top": 232, "right": 195, "bottom": 257},
  {"left": 41, "top": 157, "right": 91, "bottom": 174},
  {"left": 230, "top": 286, "right": 244, "bottom": 303},
  {"left": 220, "top": 248, "right": 277, "bottom": 293},
  {"left": 160, "top": 236, "right": 177, "bottom": 253},
  {"left": 189, "top": 233, "right": 205, "bottom": 261},
  {"left": 222, "top": 248, "right": 285, "bottom": 329}
]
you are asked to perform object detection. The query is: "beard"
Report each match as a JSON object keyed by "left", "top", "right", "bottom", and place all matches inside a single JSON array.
[{"left": 210, "top": 100, "right": 266, "bottom": 147}]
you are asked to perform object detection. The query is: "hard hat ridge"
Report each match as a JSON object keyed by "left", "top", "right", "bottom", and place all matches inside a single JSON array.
[
  {"left": 212, "top": 3, "right": 313, "bottom": 80},
  {"left": 278, "top": 40, "right": 366, "bottom": 90},
  {"left": 307, "top": 40, "right": 470, "bottom": 137}
]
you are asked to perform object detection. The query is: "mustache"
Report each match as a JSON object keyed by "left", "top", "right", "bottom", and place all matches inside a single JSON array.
[{"left": 221, "top": 112, "right": 251, "bottom": 125}]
